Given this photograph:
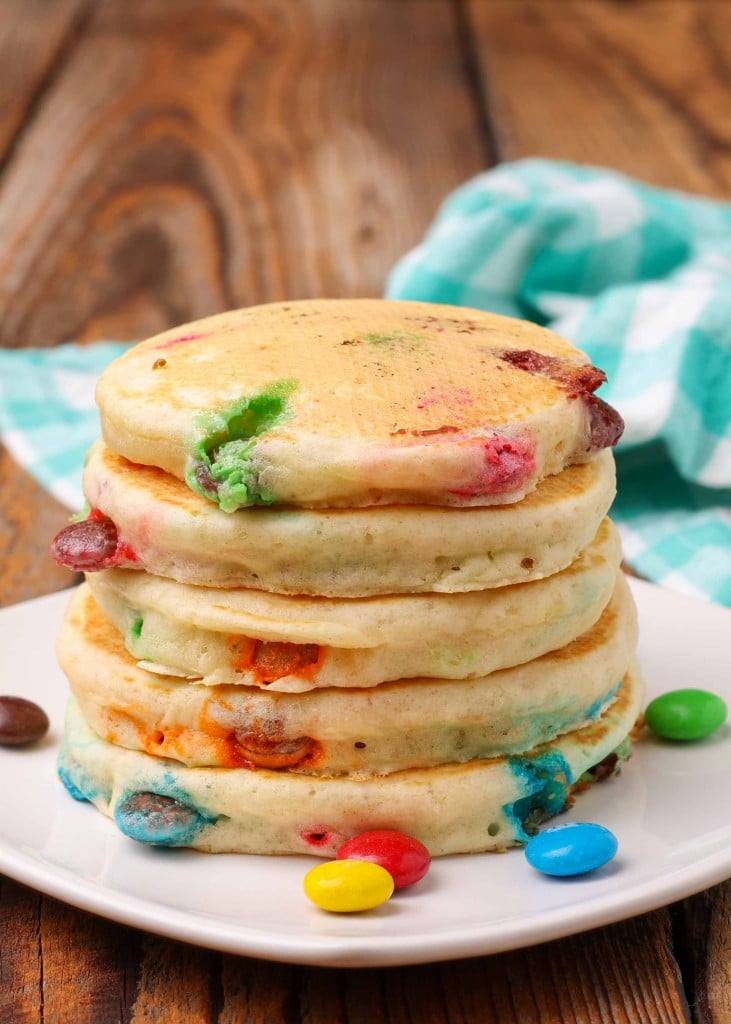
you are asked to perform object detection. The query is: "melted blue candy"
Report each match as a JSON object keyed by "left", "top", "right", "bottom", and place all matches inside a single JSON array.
[
  {"left": 57, "top": 754, "right": 99, "bottom": 803},
  {"left": 503, "top": 750, "right": 573, "bottom": 842},
  {"left": 114, "top": 773, "right": 219, "bottom": 847},
  {"left": 583, "top": 681, "right": 622, "bottom": 722}
]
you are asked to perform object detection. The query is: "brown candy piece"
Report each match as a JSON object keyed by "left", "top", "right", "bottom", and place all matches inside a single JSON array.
[
  {"left": 234, "top": 729, "right": 319, "bottom": 769},
  {"left": 0, "top": 696, "right": 50, "bottom": 746},
  {"left": 194, "top": 462, "right": 219, "bottom": 496},
  {"left": 51, "top": 513, "right": 119, "bottom": 570},
  {"left": 585, "top": 394, "right": 625, "bottom": 451}
]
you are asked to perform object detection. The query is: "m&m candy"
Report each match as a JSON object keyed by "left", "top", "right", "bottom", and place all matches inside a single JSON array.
[
  {"left": 304, "top": 859, "right": 394, "bottom": 912},
  {"left": 0, "top": 696, "right": 49, "bottom": 746},
  {"left": 337, "top": 830, "right": 431, "bottom": 890},
  {"left": 525, "top": 822, "right": 618, "bottom": 877},
  {"left": 645, "top": 689, "right": 727, "bottom": 741}
]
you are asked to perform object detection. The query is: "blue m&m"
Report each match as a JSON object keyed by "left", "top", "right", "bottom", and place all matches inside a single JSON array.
[{"left": 525, "top": 822, "right": 618, "bottom": 877}]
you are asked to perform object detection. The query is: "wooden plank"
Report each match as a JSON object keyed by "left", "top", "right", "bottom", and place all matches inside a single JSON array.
[
  {"left": 466, "top": 0, "right": 731, "bottom": 196},
  {"left": 306, "top": 913, "right": 688, "bottom": 1024},
  {"left": 0, "top": 449, "right": 78, "bottom": 607},
  {"left": 219, "top": 957, "right": 298, "bottom": 1024},
  {"left": 0, "top": 877, "right": 42, "bottom": 1024},
  {"left": 0, "top": 877, "right": 140, "bottom": 1024},
  {"left": 39, "top": 895, "right": 140, "bottom": 1024},
  {"left": 0, "top": 0, "right": 486, "bottom": 349},
  {"left": 0, "top": 1, "right": 93, "bottom": 609},
  {"left": 128, "top": 937, "right": 220, "bottom": 1024},
  {"left": 677, "top": 884, "right": 731, "bottom": 1024},
  {"left": 0, "top": 0, "right": 91, "bottom": 161}
]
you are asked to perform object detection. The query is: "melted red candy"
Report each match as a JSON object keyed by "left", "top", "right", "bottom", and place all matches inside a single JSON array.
[
  {"left": 301, "top": 828, "right": 336, "bottom": 848},
  {"left": 50, "top": 510, "right": 137, "bottom": 571},
  {"left": 499, "top": 348, "right": 623, "bottom": 450},
  {"left": 451, "top": 434, "right": 536, "bottom": 499},
  {"left": 337, "top": 830, "right": 431, "bottom": 890},
  {"left": 500, "top": 349, "right": 606, "bottom": 396},
  {"left": 585, "top": 394, "right": 625, "bottom": 451}
]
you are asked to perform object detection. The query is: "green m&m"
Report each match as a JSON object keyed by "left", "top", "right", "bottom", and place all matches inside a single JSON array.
[{"left": 645, "top": 689, "right": 727, "bottom": 741}]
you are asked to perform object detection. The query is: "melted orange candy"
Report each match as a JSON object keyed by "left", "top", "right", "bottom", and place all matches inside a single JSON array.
[{"left": 228, "top": 636, "right": 324, "bottom": 685}]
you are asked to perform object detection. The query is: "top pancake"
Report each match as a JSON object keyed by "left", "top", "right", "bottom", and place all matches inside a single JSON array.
[{"left": 96, "top": 299, "right": 622, "bottom": 510}]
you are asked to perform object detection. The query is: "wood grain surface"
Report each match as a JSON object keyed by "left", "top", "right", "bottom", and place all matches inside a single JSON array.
[
  {"left": 467, "top": 0, "right": 731, "bottom": 196},
  {"left": 0, "top": 1, "right": 727, "bottom": 1021}
]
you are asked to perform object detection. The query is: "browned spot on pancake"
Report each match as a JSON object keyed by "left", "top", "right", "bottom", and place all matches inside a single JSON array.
[
  {"left": 390, "top": 425, "right": 461, "bottom": 437},
  {"left": 573, "top": 675, "right": 633, "bottom": 747},
  {"left": 99, "top": 447, "right": 203, "bottom": 511},
  {"left": 630, "top": 713, "right": 646, "bottom": 741},
  {"left": 79, "top": 589, "right": 134, "bottom": 660},
  {"left": 405, "top": 314, "right": 481, "bottom": 334}
]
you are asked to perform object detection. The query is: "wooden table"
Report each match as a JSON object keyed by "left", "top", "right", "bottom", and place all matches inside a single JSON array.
[{"left": 0, "top": 2, "right": 729, "bottom": 1021}]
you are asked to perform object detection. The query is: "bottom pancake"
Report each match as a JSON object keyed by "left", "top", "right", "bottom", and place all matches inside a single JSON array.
[{"left": 57, "top": 662, "right": 643, "bottom": 856}]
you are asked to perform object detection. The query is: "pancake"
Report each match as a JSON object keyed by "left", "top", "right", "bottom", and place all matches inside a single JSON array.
[
  {"left": 95, "top": 299, "right": 623, "bottom": 510},
  {"left": 85, "top": 519, "right": 621, "bottom": 690},
  {"left": 57, "top": 662, "right": 643, "bottom": 855},
  {"left": 58, "top": 442, "right": 616, "bottom": 596},
  {"left": 58, "top": 575, "right": 637, "bottom": 776}
]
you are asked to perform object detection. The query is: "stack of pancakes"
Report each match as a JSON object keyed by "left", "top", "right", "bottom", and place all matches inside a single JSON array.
[{"left": 53, "top": 299, "right": 642, "bottom": 856}]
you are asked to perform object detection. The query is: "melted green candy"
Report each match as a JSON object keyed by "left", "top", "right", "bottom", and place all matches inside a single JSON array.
[{"left": 186, "top": 382, "right": 296, "bottom": 511}]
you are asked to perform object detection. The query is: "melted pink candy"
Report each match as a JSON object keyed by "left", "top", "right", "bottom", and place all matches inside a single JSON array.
[
  {"left": 300, "top": 828, "right": 336, "bottom": 849},
  {"left": 450, "top": 434, "right": 536, "bottom": 499},
  {"left": 154, "top": 331, "right": 207, "bottom": 351}
]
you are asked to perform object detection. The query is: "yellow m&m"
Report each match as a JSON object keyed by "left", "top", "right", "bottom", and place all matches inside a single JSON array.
[{"left": 304, "top": 859, "right": 394, "bottom": 912}]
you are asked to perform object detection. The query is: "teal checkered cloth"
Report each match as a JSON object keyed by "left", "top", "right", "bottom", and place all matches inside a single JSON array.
[
  {"left": 0, "top": 161, "right": 729, "bottom": 604},
  {"left": 388, "top": 160, "right": 731, "bottom": 606},
  {"left": 0, "top": 343, "right": 129, "bottom": 509}
]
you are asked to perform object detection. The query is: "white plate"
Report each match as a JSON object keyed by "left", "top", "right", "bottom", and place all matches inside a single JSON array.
[{"left": 0, "top": 579, "right": 729, "bottom": 967}]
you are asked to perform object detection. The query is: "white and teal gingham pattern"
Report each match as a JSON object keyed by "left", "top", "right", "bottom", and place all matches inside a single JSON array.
[
  {"left": 387, "top": 160, "right": 731, "bottom": 606},
  {"left": 0, "top": 343, "right": 129, "bottom": 510}
]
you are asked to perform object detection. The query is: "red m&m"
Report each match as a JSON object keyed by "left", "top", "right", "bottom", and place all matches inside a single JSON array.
[{"left": 337, "top": 830, "right": 431, "bottom": 890}]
